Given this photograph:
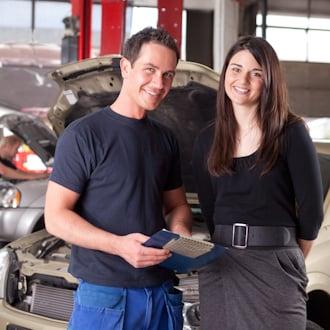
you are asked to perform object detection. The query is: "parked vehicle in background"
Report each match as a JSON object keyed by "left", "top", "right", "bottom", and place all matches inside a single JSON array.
[
  {"left": 0, "top": 43, "right": 60, "bottom": 113},
  {"left": 305, "top": 123, "right": 330, "bottom": 329},
  {"left": 0, "top": 56, "right": 329, "bottom": 329},
  {"left": 0, "top": 112, "right": 56, "bottom": 245},
  {"left": 0, "top": 43, "right": 59, "bottom": 246}
]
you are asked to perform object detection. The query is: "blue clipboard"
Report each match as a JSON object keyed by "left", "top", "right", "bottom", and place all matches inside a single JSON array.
[{"left": 143, "top": 229, "right": 226, "bottom": 273}]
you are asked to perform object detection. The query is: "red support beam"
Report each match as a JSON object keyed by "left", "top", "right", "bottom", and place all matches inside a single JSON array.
[
  {"left": 157, "top": 0, "right": 183, "bottom": 51},
  {"left": 100, "top": 0, "right": 127, "bottom": 55},
  {"left": 71, "top": 0, "right": 92, "bottom": 60}
]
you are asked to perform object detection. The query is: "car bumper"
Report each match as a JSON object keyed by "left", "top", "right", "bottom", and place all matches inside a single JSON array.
[{"left": 0, "top": 300, "right": 67, "bottom": 330}]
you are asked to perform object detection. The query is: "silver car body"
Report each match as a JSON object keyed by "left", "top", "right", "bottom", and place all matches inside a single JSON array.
[{"left": 0, "top": 180, "right": 47, "bottom": 242}]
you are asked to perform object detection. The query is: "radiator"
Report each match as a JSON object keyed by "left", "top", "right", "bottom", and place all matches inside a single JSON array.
[{"left": 30, "top": 283, "right": 74, "bottom": 321}]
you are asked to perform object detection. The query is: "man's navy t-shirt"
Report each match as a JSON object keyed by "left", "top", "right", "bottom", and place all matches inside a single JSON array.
[{"left": 50, "top": 107, "right": 182, "bottom": 287}]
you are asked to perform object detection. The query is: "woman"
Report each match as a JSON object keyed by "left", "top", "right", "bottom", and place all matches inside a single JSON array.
[{"left": 192, "top": 36, "right": 323, "bottom": 329}]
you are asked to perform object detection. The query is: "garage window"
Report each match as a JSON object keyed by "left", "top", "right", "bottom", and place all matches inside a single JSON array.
[{"left": 256, "top": 14, "right": 330, "bottom": 63}]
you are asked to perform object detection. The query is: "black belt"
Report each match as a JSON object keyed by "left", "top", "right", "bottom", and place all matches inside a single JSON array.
[{"left": 212, "top": 224, "right": 298, "bottom": 249}]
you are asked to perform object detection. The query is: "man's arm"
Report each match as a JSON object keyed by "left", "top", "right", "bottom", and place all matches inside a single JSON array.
[
  {"left": 163, "top": 186, "right": 192, "bottom": 236},
  {"left": 45, "top": 181, "right": 171, "bottom": 268},
  {"left": 0, "top": 163, "right": 48, "bottom": 180}
]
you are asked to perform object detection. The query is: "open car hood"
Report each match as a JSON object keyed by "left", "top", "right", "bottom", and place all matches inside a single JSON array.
[
  {"left": 0, "top": 112, "right": 56, "bottom": 165},
  {"left": 49, "top": 55, "right": 219, "bottom": 193}
]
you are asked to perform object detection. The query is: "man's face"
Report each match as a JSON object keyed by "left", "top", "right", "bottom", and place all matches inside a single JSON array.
[{"left": 120, "top": 42, "right": 177, "bottom": 112}]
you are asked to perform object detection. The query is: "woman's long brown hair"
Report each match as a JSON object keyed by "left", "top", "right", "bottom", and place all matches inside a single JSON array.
[{"left": 208, "top": 36, "right": 300, "bottom": 176}]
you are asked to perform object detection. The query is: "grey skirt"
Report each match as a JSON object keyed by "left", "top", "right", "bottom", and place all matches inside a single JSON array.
[{"left": 198, "top": 247, "right": 308, "bottom": 330}]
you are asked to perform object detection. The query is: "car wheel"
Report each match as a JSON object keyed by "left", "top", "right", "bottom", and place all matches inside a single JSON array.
[
  {"left": 185, "top": 302, "right": 200, "bottom": 329},
  {"left": 307, "top": 290, "right": 330, "bottom": 329},
  {"left": 306, "top": 319, "right": 324, "bottom": 330}
]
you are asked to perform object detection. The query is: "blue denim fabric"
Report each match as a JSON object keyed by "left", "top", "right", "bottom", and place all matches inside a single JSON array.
[
  {"left": 68, "top": 281, "right": 126, "bottom": 330},
  {"left": 161, "top": 281, "right": 184, "bottom": 330},
  {"left": 68, "top": 280, "right": 183, "bottom": 330}
]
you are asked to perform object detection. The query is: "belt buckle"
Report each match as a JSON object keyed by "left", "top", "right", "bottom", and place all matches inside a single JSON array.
[{"left": 232, "top": 223, "right": 248, "bottom": 249}]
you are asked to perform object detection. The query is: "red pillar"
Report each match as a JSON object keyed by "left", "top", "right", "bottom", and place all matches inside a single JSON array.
[
  {"left": 157, "top": 0, "right": 183, "bottom": 51},
  {"left": 100, "top": 0, "right": 127, "bottom": 55},
  {"left": 71, "top": 0, "right": 92, "bottom": 60}
]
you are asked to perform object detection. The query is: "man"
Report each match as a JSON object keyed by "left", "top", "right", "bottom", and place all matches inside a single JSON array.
[
  {"left": 0, "top": 135, "right": 48, "bottom": 180},
  {"left": 45, "top": 27, "right": 192, "bottom": 330}
]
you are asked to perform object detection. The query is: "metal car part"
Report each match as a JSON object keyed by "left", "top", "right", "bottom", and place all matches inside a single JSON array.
[
  {"left": 0, "top": 182, "right": 21, "bottom": 208},
  {"left": 0, "top": 248, "right": 10, "bottom": 299},
  {"left": 30, "top": 283, "right": 74, "bottom": 321}
]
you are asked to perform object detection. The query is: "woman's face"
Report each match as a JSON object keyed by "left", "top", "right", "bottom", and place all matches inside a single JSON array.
[{"left": 224, "top": 49, "right": 264, "bottom": 110}]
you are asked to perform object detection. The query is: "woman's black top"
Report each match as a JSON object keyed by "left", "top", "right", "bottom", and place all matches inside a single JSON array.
[{"left": 192, "top": 121, "right": 324, "bottom": 240}]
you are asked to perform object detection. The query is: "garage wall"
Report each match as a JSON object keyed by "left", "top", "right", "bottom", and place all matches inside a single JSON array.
[
  {"left": 186, "top": 10, "right": 213, "bottom": 68},
  {"left": 282, "top": 61, "right": 330, "bottom": 117}
]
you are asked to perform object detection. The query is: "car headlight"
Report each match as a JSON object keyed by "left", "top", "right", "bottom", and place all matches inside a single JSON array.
[
  {"left": 0, "top": 182, "right": 21, "bottom": 208},
  {"left": 0, "top": 248, "right": 10, "bottom": 299}
]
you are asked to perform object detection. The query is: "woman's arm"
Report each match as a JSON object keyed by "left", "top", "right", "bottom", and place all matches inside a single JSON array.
[
  {"left": 286, "top": 122, "right": 324, "bottom": 242},
  {"left": 298, "top": 239, "right": 313, "bottom": 258}
]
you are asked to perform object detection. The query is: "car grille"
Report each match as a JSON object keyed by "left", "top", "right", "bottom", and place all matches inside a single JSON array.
[
  {"left": 178, "top": 273, "right": 199, "bottom": 303},
  {"left": 30, "top": 283, "right": 74, "bottom": 321}
]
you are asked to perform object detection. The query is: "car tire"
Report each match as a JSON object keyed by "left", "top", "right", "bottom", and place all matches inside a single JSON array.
[
  {"left": 307, "top": 290, "right": 330, "bottom": 329},
  {"left": 306, "top": 319, "right": 324, "bottom": 330}
]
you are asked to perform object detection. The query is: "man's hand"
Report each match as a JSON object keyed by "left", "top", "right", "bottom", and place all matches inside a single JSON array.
[{"left": 114, "top": 233, "right": 171, "bottom": 268}]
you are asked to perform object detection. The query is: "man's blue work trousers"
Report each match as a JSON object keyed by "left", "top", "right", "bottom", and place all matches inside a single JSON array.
[{"left": 68, "top": 280, "right": 184, "bottom": 330}]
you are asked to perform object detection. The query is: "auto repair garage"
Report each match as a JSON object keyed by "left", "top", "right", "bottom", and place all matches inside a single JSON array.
[{"left": 0, "top": 1, "right": 329, "bottom": 330}]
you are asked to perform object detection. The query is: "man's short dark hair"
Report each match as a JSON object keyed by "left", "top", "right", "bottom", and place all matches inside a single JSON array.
[{"left": 122, "top": 27, "right": 180, "bottom": 65}]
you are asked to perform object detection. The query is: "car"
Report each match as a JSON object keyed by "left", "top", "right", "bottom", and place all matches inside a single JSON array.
[
  {"left": 0, "top": 112, "right": 56, "bottom": 246},
  {"left": 0, "top": 55, "right": 329, "bottom": 329},
  {"left": 0, "top": 43, "right": 59, "bottom": 247},
  {"left": 304, "top": 124, "right": 330, "bottom": 329}
]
